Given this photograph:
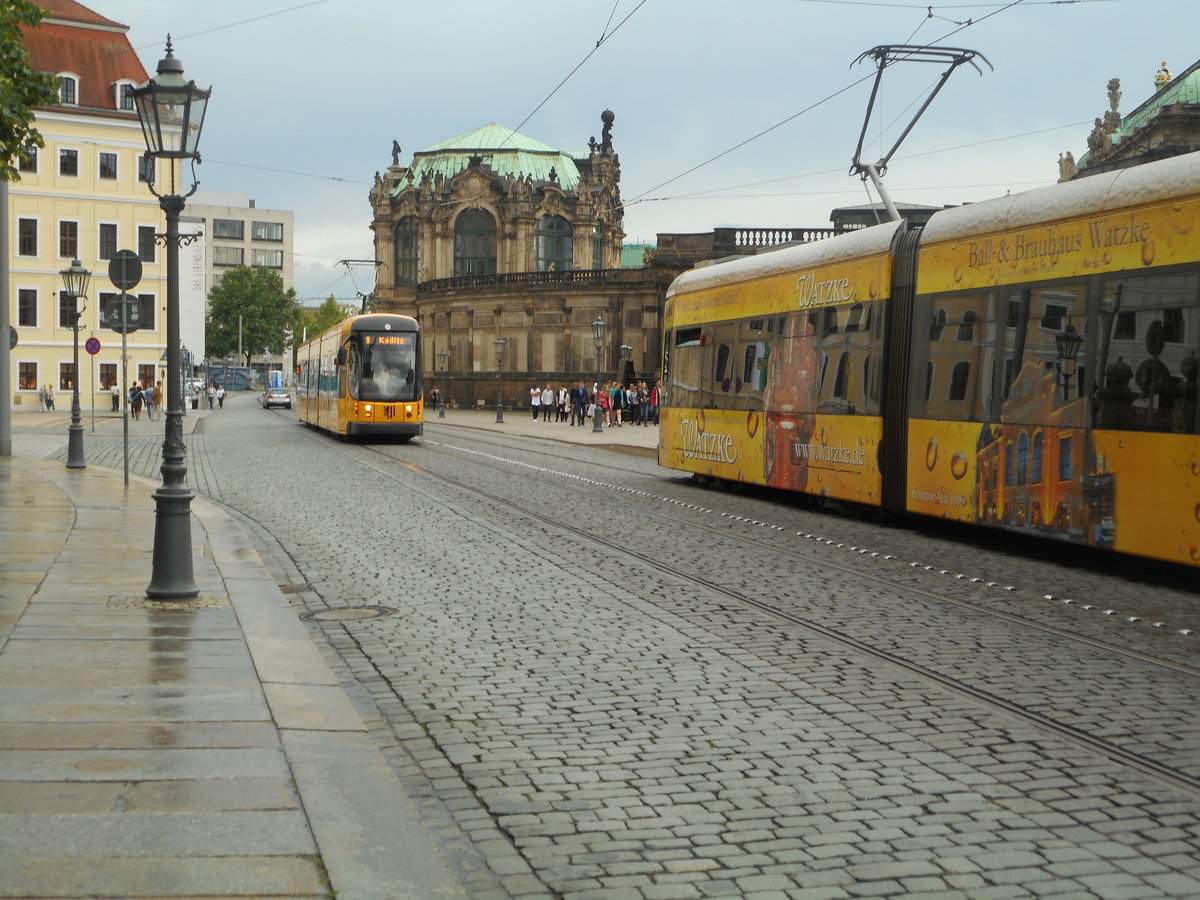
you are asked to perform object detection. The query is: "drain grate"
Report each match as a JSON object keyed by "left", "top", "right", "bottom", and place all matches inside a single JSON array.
[
  {"left": 299, "top": 605, "right": 396, "bottom": 622},
  {"left": 279, "top": 583, "right": 313, "bottom": 594}
]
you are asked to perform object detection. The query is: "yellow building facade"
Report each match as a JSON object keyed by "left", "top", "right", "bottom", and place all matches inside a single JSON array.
[{"left": 9, "top": 1, "right": 168, "bottom": 408}]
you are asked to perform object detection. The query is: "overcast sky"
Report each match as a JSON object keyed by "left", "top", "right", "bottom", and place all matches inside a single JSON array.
[{"left": 96, "top": 0, "right": 1199, "bottom": 304}]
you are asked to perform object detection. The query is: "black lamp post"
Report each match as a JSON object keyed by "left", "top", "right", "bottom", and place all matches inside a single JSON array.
[
  {"left": 132, "top": 36, "right": 210, "bottom": 600},
  {"left": 1055, "top": 323, "right": 1083, "bottom": 399},
  {"left": 592, "top": 316, "right": 606, "bottom": 433},
  {"left": 494, "top": 337, "right": 506, "bottom": 423},
  {"left": 437, "top": 348, "right": 447, "bottom": 418},
  {"left": 60, "top": 258, "right": 91, "bottom": 469}
]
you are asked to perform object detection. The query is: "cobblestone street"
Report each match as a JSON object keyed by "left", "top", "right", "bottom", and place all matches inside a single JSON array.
[{"left": 17, "top": 397, "right": 1200, "bottom": 899}]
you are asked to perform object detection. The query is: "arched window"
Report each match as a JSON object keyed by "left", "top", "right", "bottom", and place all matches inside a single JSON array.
[
  {"left": 957, "top": 309, "right": 977, "bottom": 341},
  {"left": 948, "top": 361, "right": 970, "bottom": 401},
  {"left": 592, "top": 223, "right": 604, "bottom": 270},
  {"left": 833, "top": 352, "right": 851, "bottom": 399},
  {"left": 1004, "top": 444, "right": 1014, "bottom": 487},
  {"left": 1017, "top": 433, "right": 1029, "bottom": 486},
  {"left": 393, "top": 217, "right": 418, "bottom": 286},
  {"left": 57, "top": 74, "right": 77, "bottom": 105},
  {"left": 535, "top": 215, "right": 572, "bottom": 271},
  {"left": 1031, "top": 432, "right": 1044, "bottom": 484},
  {"left": 453, "top": 209, "right": 496, "bottom": 277}
]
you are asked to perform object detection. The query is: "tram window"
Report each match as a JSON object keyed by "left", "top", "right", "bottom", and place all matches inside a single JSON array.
[
  {"left": 1095, "top": 271, "right": 1200, "bottom": 434},
  {"left": 930, "top": 308, "right": 947, "bottom": 341},
  {"left": 714, "top": 344, "right": 731, "bottom": 383},
  {"left": 823, "top": 307, "right": 839, "bottom": 336},
  {"left": 845, "top": 303, "right": 864, "bottom": 333}
]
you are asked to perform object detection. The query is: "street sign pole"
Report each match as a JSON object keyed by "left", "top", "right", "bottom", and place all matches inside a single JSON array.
[{"left": 109, "top": 250, "right": 142, "bottom": 486}]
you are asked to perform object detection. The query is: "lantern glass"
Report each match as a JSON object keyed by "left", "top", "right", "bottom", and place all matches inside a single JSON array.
[
  {"left": 132, "top": 43, "right": 210, "bottom": 160},
  {"left": 592, "top": 316, "right": 606, "bottom": 342},
  {"left": 60, "top": 258, "right": 91, "bottom": 301}
]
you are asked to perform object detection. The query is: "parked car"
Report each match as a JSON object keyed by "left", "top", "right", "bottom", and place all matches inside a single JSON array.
[{"left": 260, "top": 387, "right": 292, "bottom": 409}]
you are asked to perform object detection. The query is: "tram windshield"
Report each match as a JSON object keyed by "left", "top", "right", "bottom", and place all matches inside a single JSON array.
[{"left": 346, "top": 332, "right": 417, "bottom": 401}]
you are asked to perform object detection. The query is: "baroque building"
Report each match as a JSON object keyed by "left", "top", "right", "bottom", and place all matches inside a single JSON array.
[
  {"left": 1060, "top": 58, "right": 1200, "bottom": 181},
  {"left": 369, "top": 113, "right": 668, "bottom": 409}
]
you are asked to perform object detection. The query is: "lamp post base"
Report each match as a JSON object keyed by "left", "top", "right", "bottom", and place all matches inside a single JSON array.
[
  {"left": 592, "top": 405, "right": 604, "bottom": 433},
  {"left": 66, "top": 421, "right": 86, "bottom": 468},
  {"left": 145, "top": 482, "right": 198, "bottom": 599},
  {"left": 495, "top": 402, "right": 504, "bottom": 424}
]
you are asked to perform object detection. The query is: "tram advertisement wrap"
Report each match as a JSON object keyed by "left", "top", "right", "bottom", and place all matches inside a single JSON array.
[
  {"left": 918, "top": 196, "right": 1200, "bottom": 294},
  {"left": 1090, "top": 431, "right": 1200, "bottom": 565},
  {"left": 906, "top": 419, "right": 979, "bottom": 522},
  {"left": 660, "top": 407, "right": 883, "bottom": 506},
  {"left": 670, "top": 254, "right": 894, "bottom": 328}
]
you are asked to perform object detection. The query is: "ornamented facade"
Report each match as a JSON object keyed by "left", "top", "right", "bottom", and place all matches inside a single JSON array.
[{"left": 369, "top": 114, "right": 670, "bottom": 409}]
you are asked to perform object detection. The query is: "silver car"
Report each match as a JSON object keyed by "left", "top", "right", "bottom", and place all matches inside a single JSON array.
[{"left": 260, "top": 387, "right": 292, "bottom": 409}]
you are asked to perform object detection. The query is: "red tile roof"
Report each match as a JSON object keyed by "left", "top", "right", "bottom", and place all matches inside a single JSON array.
[{"left": 22, "top": 0, "right": 148, "bottom": 114}]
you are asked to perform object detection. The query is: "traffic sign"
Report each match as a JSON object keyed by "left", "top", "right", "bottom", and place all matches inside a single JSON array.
[
  {"left": 104, "top": 292, "right": 145, "bottom": 334},
  {"left": 85, "top": 337, "right": 101, "bottom": 355},
  {"left": 108, "top": 250, "right": 142, "bottom": 291}
]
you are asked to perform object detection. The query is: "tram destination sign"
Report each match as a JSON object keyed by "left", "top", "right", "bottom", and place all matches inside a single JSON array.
[{"left": 105, "top": 292, "right": 145, "bottom": 334}]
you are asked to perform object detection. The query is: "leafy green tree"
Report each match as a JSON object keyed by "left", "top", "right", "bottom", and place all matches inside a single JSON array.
[
  {"left": 296, "top": 296, "right": 348, "bottom": 344},
  {"left": 1, "top": 0, "right": 60, "bottom": 181},
  {"left": 205, "top": 266, "right": 300, "bottom": 366}
]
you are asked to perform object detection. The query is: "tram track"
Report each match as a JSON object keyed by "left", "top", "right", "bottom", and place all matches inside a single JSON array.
[{"left": 336, "top": 432, "right": 1200, "bottom": 796}]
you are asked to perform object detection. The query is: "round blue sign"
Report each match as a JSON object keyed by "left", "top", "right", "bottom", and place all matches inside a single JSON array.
[{"left": 85, "top": 337, "right": 101, "bottom": 355}]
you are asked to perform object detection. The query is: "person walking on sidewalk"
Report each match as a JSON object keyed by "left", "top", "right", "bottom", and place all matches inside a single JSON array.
[
  {"left": 530, "top": 385, "right": 541, "bottom": 420},
  {"left": 217, "top": 385, "right": 226, "bottom": 408},
  {"left": 207, "top": 384, "right": 216, "bottom": 409},
  {"left": 111, "top": 383, "right": 120, "bottom": 412}
]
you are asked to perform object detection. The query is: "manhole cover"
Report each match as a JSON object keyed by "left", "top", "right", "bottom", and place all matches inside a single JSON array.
[{"left": 299, "top": 606, "right": 395, "bottom": 622}]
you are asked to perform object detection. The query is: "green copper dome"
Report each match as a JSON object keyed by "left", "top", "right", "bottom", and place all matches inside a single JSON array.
[{"left": 398, "top": 124, "right": 583, "bottom": 193}]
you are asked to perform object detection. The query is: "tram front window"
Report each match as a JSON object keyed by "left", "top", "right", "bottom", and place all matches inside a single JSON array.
[{"left": 353, "top": 334, "right": 416, "bottom": 401}]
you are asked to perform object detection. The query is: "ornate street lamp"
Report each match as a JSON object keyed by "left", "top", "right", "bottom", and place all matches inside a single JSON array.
[
  {"left": 494, "top": 337, "right": 506, "bottom": 423},
  {"left": 60, "top": 258, "right": 91, "bottom": 469},
  {"left": 132, "top": 36, "right": 210, "bottom": 600},
  {"left": 437, "top": 348, "right": 447, "bottom": 418},
  {"left": 1055, "top": 322, "right": 1083, "bottom": 399},
  {"left": 592, "top": 316, "right": 606, "bottom": 433}
]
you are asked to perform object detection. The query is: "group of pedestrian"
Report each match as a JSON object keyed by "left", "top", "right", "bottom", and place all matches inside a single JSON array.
[
  {"left": 525, "top": 380, "right": 661, "bottom": 427},
  {"left": 126, "top": 381, "right": 163, "bottom": 421},
  {"left": 38, "top": 384, "right": 55, "bottom": 411},
  {"left": 592, "top": 381, "right": 658, "bottom": 427},
  {"left": 203, "top": 384, "right": 225, "bottom": 409}
]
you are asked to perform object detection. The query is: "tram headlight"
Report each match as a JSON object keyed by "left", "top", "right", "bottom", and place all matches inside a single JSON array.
[
  {"left": 363, "top": 403, "right": 373, "bottom": 418},
  {"left": 404, "top": 404, "right": 413, "bottom": 418}
]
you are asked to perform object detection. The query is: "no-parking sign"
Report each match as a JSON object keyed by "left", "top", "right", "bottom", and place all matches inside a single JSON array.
[{"left": 85, "top": 337, "right": 101, "bottom": 355}]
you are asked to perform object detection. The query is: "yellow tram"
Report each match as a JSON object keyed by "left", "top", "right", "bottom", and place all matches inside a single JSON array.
[
  {"left": 296, "top": 314, "right": 423, "bottom": 440},
  {"left": 660, "top": 151, "right": 1200, "bottom": 568}
]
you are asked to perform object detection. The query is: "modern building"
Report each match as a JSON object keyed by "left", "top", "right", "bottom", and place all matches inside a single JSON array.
[
  {"left": 183, "top": 191, "right": 295, "bottom": 376},
  {"left": 8, "top": 0, "right": 171, "bottom": 407}
]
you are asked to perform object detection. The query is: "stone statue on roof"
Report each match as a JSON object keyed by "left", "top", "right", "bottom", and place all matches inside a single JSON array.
[
  {"left": 1057, "top": 152, "right": 1076, "bottom": 182},
  {"left": 391, "top": 140, "right": 401, "bottom": 166},
  {"left": 1156, "top": 61, "right": 1172, "bottom": 91},
  {"left": 600, "top": 110, "right": 614, "bottom": 153},
  {"left": 1087, "top": 118, "right": 1106, "bottom": 153}
]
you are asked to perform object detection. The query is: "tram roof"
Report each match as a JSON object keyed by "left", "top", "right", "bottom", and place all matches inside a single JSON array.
[
  {"left": 920, "top": 149, "right": 1200, "bottom": 244},
  {"left": 668, "top": 219, "right": 906, "bottom": 297}
]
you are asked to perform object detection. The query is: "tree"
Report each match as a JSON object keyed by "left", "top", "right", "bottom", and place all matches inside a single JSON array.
[
  {"left": 296, "top": 296, "right": 348, "bottom": 345},
  {"left": 205, "top": 267, "right": 300, "bottom": 366},
  {"left": 1, "top": 0, "right": 60, "bottom": 181}
]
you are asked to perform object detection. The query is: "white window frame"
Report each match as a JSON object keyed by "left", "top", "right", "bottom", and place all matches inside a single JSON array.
[
  {"left": 56, "top": 72, "right": 79, "bottom": 105},
  {"left": 98, "top": 151, "right": 118, "bottom": 180},
  {"left": 58, "top": 146, "right": 80, "bottom": 177},
  {"left": 114, "top": 80, "right": 137, "bottom": 110},
  {"left": 98, "top": 221, "right": 118, "bottom": 260},
  {"left": 57, "top": 218, "right": 80, "bottom": 259},
  {"left": 17, "top": 217, "right": 39, "bottom": 257}
]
